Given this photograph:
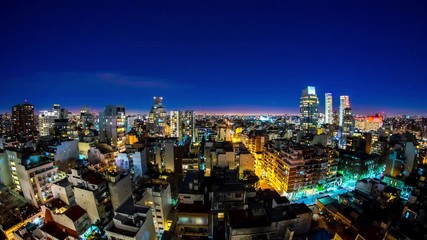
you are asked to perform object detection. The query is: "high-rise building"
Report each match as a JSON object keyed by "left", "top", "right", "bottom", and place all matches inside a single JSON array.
[
  {"left": 170, "top": 110, "right": 182, "bottom": 139},
  {"left": 300, "top": 86, "right": 319, "bottom": 133},
  {"left": 182, "top": 110, "right": 196, "bottom": 143},
  {"left": 325, "top": 93, "right": 333, "bottom": 125},
  {"left": 12, "top": 102, "right": 36, "bottom": 135},
  {"left": 99, "top": 105, "right": 126, "bottom": 152},
  {"left": 67, "top": 169, "right": 113, "bottom": 224},
  {"left": 39, "top": 104, "right": 69, "bottom": 137},
  {"left": 342, "top": 108, "right": 354, "bottom": 137},
  {"left": 339, "top": 96, "right": 350, "bottom": 127},
  {"left": 39, "top": 107, "right": 60, "bottom": 136},
  {"left": 6, "top": 148, "right": 60, "bottom": 207},
  {"left": 148, "top": 97, "right": 167, "bottom": 136},
  {"left": 138, "top": 180, "right": 172, "bottom": 238},
  {"left": 80, "top": 107, "right": 94, "bottom": 130}
]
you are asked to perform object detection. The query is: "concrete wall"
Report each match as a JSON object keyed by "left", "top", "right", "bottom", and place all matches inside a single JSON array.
[
  {"left": 54, "top": 140, "right": 79, "bottom": 162},
  {"left": 0, "top": 151, "right": 12, "bottom": 186}
]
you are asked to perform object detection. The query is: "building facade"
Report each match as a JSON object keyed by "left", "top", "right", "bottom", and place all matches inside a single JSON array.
[
  {"left": 300, "top": 86, "right": 319, "bottom": 133},
  {"left": 339, "top": 96, "right": 350, "bottom": 127},
  {"left": 99, "top": 105, "right": 126, "bottom": 152},
  {"left": 148, "top": 97, "right": 167, "bottom": 137},
  {"left": 325, "top": 93, "right": 333, "bottom": 125},
  {"left": 12, "top": 102, "right": 36, "bottom": 135}
]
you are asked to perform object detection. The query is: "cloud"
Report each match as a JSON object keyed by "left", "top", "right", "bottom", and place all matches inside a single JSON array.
[{"left": 96, "top": 72, "right": 170, "bottom": 89}]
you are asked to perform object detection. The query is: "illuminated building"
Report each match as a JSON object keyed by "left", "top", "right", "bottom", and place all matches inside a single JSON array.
[
  {"left": 342, "top": 107, "right": 354, "bottom": 137},
  {"left": 6, "top": 148, "right": 60, "bottom": 208},
  {"left": 39, "top": 104, "right": 70, "bottom": 138},
  {"left": 169, "top": 110, "right": 182, "bottom": 139},
  {"left": 107, "top": 174, "right": 133, "bottom": 211},
  {"left": 80, "top": 107, "right": 94, "bottom": 130},
  {"left": 53, "top": 119, "right": 71, "bottom": 139},
  {"left": 338, "top": 150, "right": 378, "bottom": 180},
  {"left": 261, "top": 141, "right": 339, "bottom": 196},
  {"left": 385, "top": 142, "right": 416, "bottom": 178},
  {"left": 355, "top": 115, "right": 383, "bottom": 132},
  {"left": 236, "top": 143, "right": 255, "bottom": 177},
  {"left": 105, "top": 198, "right": 156, "bottom": 240},
  {"left": 325, "top": 93, "right": 333, "bottom": 124},
  {"left": 339, "top": 95, "right": 350, "bottom": 127},
  {"left": 67, "top": 169, "right": 113, "bottom": 224},
  {"left": 88, "top": 143, "right": 117, "bottom": 165},
  {"left": 209, "top": 167, "right": 246, "bottom": 238},
  {"left": 43, "top": 200, "right": 91, "bottom": 237},
  {"left": 42, "top": 139, "right": 79, "bottom": 162},
  {"left": 126, "top": 114, "right": 138, "bottom": 132},
  {"left": 195, "top": 126, "right": 213, "bottom": 142},
  {"left": 12, "top": 102, "right": 36, "bottom": 135},
  {"left": 182, "top": 110, "right": 196, "bottom": 143},
  {"left": 176, "top": 172, "right": 212, "bottom": 238},
  {"left": 39, "top": 104, "right": 61, "bottom": 136},
  {"left": 99, "top": 105, "right": 126, "bottom": 152},
  {"left": 299, "top": 86, "right": 319, "bottom": 133},
  {"left": 176, "top": 203, "right": 211, "bottom": 239},
  {"left": 137, "top": 180, "right": 172, "bottom": 238},
  {"left": 51, "top": 178, "right": 75, "bottom": 205},
  {"left": 0, "top": 112, "right": 12, "bottom": 134},
  {"left": 148, "top": 97, "right": 167, "bottom": 136},
  {"left": 154, "top": 138, "right": 176, "bottom": 173}
]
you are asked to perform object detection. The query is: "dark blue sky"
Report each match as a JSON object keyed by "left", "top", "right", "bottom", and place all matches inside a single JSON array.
[{"left": 1, "top": 1, "right": 426, "bottom": 115}]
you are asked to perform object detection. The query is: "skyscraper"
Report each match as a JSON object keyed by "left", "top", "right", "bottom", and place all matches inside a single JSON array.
[
  {"left": 342, "top": 108, "right": 354, "bottom": 137},
  {"left": 170, "top": 110, "right": 182, "bottom": 139},
  {"left": 325, "top": 93, "right": 333, "bottom": 124},
  {"left": 339, "top": 96, "right": 350, "bottom": 127},
  {"left": 300, "top": 86, "right": 319, "bottom": 133},
  {"left": 148, "top": 97, "right": 167, "bottom": 136},
  {"left": 182, "top": 110, "right": 196, "bottom": 143},
  {"left": 99, "top": 105, "right": 126, "bottom": 152},
  {"left": 80, "top": 107, "right": 94, "bottom": 130},
  {"left": 12, "top": 102, "right": 36, "bottom": 135}
]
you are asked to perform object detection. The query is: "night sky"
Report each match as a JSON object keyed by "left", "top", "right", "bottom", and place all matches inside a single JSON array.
[{"left": 1, "top": 1, "right": 426, "bottom": 115}]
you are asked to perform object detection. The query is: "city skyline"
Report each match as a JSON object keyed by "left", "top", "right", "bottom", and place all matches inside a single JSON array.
[{"left": 1, "top": 1, "right": 426, "bottom": 115}]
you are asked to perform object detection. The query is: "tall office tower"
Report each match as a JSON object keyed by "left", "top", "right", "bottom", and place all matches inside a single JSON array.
[
  {"left": 99, "top": 105, "right": 126, "bottom": 152},
  {"left": 300, "top": 86, "right": 319, "bottom": 133},
  {"left": 182, "top": 110, "right": 196, "bottom": 143},
  {"left": 80, "top": 107, "right": 94, "bottom": 130},
  {"left": 170, "top": 110, "right": 182, "bottom": 139},
  {"left": 325, "top": 93, "right": 333, "bottom": 124},
  {"left": 148, "top": 97, "right": 167, "bottom": 136},
  {"left": 12, "top": 102, "right": 36, "bottom": 135},
  {"left": 339, "top": 96, "right": 350, "bottom": 126},
  {"left": 342, "top": 108, "right": 354, "bottom": 137}
]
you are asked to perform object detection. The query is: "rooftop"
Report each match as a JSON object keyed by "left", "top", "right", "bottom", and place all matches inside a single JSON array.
[
  {"left": 116, "top": 197, "right": 150, "bottom": 216},
  {"left": 63, "top": 205, "right": 87, "bottom": 222},
  {"left": 41, "top": 222, "right": 69, "bottom": 240},
  {"left": 53, "top": 178, "right": 71, "bottom": 188},
  {"left": 46, "top": 198, "right": 67, "bottom": 211},
  {"left": 229, "top": 209, "right": 270, "bottom": 229}
]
